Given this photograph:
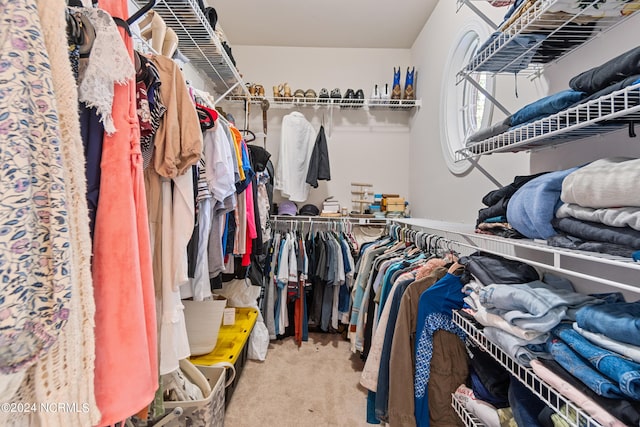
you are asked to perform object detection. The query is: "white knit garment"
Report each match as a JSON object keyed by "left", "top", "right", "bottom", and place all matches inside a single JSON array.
[{"left": 0, "top": 1, "right": 101, "bottom": 426}]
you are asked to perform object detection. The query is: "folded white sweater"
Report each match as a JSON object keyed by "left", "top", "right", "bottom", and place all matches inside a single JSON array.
[{"left": 561, "top": 157, "right": 640, "bottom": 208}]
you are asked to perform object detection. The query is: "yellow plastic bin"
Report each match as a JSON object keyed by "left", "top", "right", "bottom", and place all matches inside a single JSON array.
[{"left": 190, "top": 308, "right": 258, "bottom": 405}]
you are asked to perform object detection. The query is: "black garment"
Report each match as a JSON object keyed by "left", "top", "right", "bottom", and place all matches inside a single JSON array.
[
  {"left": 477, "top": 172, "right": 548, "bottom": 226},
  {"left": 468, "top": 345, "right": 510, "bottom": 403},
  {"left": 79, "top": 103, "right": 104, "bottom": 240},
  {"left": 306, "top": 125, "right": 331, "bottom": 188},
  {"left": 570, "top": 74, "right": 640, "bottom": 107},
  {"left": 459, "top": 252, "right": 539, "bottom": 286},
  {"left": 482, "top": 173, "right": 549, "bottom": 207},
  {"left": 362, "top": 283, "right": 376, "bottom": 359},
  {"left": 547, "top": 234, "right": 637, "bottom": 258},
  {"left": 538, "top": 359, "right": 640, "bottom": 427},
  {"left": 247, "top": 144, "right": 272, "bottom": 173},
  {"left": 570, "top": 45, "right": 640, "bottom": 95},
  {"left": 187, "top": 164, "right": 199, "bottom": 278},
  {"left": 531, "top": 22, "right": 596, "bottom": 64}
]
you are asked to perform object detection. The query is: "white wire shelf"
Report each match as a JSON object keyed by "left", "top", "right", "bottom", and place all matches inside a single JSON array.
[
  {"left": 457, "top": 0, "right": 639, "bottom": 80},
  {"left": 453, "top": 311, "right": 602, "bottom": 427},
  {"left": 224, "top": 95, "right": 421, "bottom": 110},
  {"left": 451, "top": 394, "right": 486, "bottom": 427},
  {"left": 455, "top": 82, "right": 640, "bottom": 161},
  {"left": 391, "top": 218, "right": 640, "bottom": 294},
  {"left": 133, "top": 0, "right": 250, "bottom": 99},
  {"left": 271, "top": 215, "right": 387, "bottom": 226}
]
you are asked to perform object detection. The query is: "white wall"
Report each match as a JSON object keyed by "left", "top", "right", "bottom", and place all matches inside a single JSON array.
[
  {"left": 219, "top": 46, "right": 413, "bottom": 213},
  {"left": 408, "top": 1, "right": 533, "bottom": 224}
]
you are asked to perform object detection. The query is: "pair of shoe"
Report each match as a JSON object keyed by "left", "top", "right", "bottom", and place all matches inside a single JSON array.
[
  {"left": 391, "top": 67, "right": 416, "bottom": 101},
  {"left": 342, "top": 89, "right": 365, "bottom": 108},
  {"left": 273, "top": 83, "right": 292, "bottom": 100},
  {"left": 247, "top": 83, "right": 265, "bottom": 97},
  {"left": 370, "top": 84, "right": 391, "bottom": 104},
  {"left": 293, "top": 88, "right": 317, "bottom": 103}
]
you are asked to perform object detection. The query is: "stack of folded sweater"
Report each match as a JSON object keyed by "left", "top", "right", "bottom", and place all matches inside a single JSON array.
[{"left": 549, "top": 157, "right": 640, "bottom": 258}]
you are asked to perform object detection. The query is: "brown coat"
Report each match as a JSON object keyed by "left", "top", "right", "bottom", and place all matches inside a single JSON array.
[
  {"left": 388, "top": 267, "right": 468, "bottom": 427},
  {"left": 151, "top": 54, "right": 202, "bottom": 178}
]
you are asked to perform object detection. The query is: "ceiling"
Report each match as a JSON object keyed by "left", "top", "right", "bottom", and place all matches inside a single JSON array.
[{"left": 205, "top": 0, "right": 440, "bottom": 49}]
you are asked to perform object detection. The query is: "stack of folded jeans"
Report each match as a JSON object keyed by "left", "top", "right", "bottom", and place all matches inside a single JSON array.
[
  {"left": 463, "top": 273, "right": 602, "bottom": 366},
  {"left": 550, "top": 157, "right": 640, "bottom": 258},
  {"left": 547, "top": 322, "right": 640, "bottom": 402}
]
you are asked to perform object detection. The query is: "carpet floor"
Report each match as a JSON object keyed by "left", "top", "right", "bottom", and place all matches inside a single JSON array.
[{"left": 224, "top": 332, "right": 370, "bottom": 427}]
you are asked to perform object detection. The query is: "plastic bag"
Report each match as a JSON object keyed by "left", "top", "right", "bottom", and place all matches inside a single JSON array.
[{"left": 248, "top": 313, "right": 269, "bottom": 361}]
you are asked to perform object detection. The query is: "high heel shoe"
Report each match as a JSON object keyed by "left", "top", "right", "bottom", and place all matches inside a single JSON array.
[
  {"left": 404, "top": 67, "right": 415, "bottom": 100},
  {"left": 254, "top": 84, "right": 265, "bottom": 97},
  {"left": 391, "top": 67, "right": 402, "bottom": 101}
]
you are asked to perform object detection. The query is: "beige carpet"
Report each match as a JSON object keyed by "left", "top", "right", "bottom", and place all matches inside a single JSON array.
[{"left": 225, "top": 333, "right": 371, "bottom": 427}]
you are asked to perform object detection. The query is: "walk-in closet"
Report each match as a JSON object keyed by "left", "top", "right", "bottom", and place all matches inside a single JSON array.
[{"left": 1, "top": 0, "right": 640, "bottom": 426}]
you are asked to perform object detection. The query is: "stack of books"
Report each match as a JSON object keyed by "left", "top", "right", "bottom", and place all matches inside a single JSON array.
[{"left": 321, "top": 198, "right": 341, "bottom": 216}]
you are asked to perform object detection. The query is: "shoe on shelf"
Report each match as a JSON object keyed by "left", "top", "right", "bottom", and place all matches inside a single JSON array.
[
  {"left": 391, "top": 67, "right": 402, "bottom": 101},
  {"left": 255, "top": 84, "right": 265, "bottom": 98},
  {"left": 304, "top": 89, "right": 317, "bottom": 103},
  {"left": 342, "top": 88, "right": 355, "bottom": 108},
  {"left": 246, "top": 83, "right": 256, "bottom": 97},
  {"left": 380, "top": 83, "right": 391, "bottom": 104},
  {"left": 370, "top": 84, "right": 380, "bottom": 105},
  {"left": 273, "top": 85, "right": 282, "bottom": 100},
  {"left": 283, "top": 83, "right": 292, "bottom": 100},
  {"left": 404, "top": 67, "right": 415, "bottom": 100},
  {"left": 354, "top": 89, "right": 365, "bottom": 107},
  {"left": 318, "top": 88, "right": 330, "bottom": 103},
  {"left": 330, "top": 88, "right": 342, "bottom": 103}
]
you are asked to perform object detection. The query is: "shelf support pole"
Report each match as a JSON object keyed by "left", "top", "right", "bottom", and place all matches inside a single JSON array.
[
  {"left": 462, "top": 73, "right": 511, "bottom": 116},
  {"left": 458, "top": 0, "right": 498, "bottom": 30}
]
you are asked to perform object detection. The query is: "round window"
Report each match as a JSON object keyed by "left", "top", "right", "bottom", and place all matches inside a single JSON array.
[{"left": 440, "top": 20, "right": 494, "bottom": 175}]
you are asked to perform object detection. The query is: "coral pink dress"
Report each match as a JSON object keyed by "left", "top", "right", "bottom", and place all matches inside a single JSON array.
[{"left": 91, "top": 1, "right": 158, "bottom": 424}]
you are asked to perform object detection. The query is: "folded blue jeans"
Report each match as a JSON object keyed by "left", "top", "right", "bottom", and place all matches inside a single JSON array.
[
  {"left": 553, "top": 323, "right": 640, "bottom": 400},
  {"left": 576, "top": 301, "right": 640, "bottom": 347},
  {"left": 546, "top": 337, "right": 624, "bottom": 399}
]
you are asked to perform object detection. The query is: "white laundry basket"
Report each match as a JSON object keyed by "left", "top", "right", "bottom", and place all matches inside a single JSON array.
[{"left": 162, "top": 359, "right": 234, "bottom": 427}]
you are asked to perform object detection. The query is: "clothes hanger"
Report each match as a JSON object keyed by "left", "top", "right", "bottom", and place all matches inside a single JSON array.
[
  {"left": 127, "top": 0, "right": 157, "bottom": 25},
  {"left": 196, "top": 105, "right": 216, "bottom": 130},
  {"left": 239, "top": 129, "right": 256, "bottom": 142}
]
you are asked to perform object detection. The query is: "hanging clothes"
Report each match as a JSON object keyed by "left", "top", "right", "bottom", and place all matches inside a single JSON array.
[
  {"left": 275, "top": 112, "right": 316, "bottom": 202},
  {"left": 306, "top": 124, "right": 331, "bottom": 188},
  {"left": 91, "top": 1, "right": 158, "bottom": 424}
]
